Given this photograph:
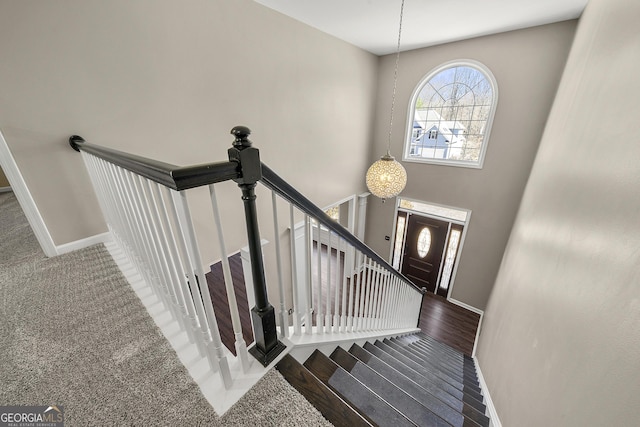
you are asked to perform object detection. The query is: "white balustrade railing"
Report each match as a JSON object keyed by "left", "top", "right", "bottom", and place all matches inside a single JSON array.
[
  {"left": 260, "top": 166, "right": 425, "bottom": 341},
  {"left": 73, "top": 131, "right": 424, "bottom": 392},
  {"left": 81, "top": 151, "right": 245, "bottom": 389}
]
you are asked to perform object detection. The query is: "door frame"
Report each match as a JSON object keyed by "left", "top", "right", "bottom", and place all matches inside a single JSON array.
[{"left": 389, "top": 197, "right": 471, "bottom": 299}]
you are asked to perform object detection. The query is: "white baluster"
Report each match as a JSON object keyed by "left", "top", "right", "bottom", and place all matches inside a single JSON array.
[
  {"left": 381, "top": 272, "right": 392, "bottom": 329},
  {"left": 289, "top": 205, "right": 301, "bottom": 336},
  {"left": 340, "top": 237, "right": 351, "bottom": 332},
  {"left": 304, "top": 215, "right": 313, "bottom": 335},
  {"left": 333, "top": 235, "right": 340, "bottom": 333},
  {"left": 210, "top": 184, "right": 250, "bottom": 373},
  {"left": 164, "top": 187, "right": 208, "bottom": 358},
  {"left": 351, "top": 253, "right": 362, "bottom": 332},
  {"left": 315, "top": 219, "right": 323, "bottom": 334},
  {"left": 132, "top": 174, "right": 177, "bottom": 323},
  {"left": 349, "top": 250, "right": 362, "bottom": 332},
  {"left": 270, "top": 191, "right": 289, "bottom": 339},
  {"left": 150, "top": 182, "right": 198, "bottom": 347},
  {"left": 361, "top": 257, "right": 373, "bottom": 331},
  {"left": 325, "top": 231, "right": 332, "bottom": 333},
  {"left": 171, "top": 190, "right": 231, "bottom": 389}
]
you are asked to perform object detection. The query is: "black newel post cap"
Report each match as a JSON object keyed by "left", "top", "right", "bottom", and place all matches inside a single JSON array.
[
  {"left": 231, "top": 126, "right": 252, "bottom": 149},
  {"left": 229, "top": 126, "right": 261, "bottom": 184},
  {"left": 69, "top": 135, "right": 85, "bottom": 152}
]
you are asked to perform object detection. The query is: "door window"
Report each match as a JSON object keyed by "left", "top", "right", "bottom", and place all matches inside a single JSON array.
[{"left": 416, "top": 227, "right": 432, "bottom": 258}]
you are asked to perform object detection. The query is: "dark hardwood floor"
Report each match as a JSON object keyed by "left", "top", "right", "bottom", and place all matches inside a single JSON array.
[
  {"left": 418, "top": 293, "right": 480, "bottom": 356},
  {"left": 205, "top": 252, "right": 253, "bottom": 356}
]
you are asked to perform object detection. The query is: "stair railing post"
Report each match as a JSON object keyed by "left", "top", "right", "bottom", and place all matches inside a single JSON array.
[{"left": 228, "top": 126, "right": 286, "bottom": 367}]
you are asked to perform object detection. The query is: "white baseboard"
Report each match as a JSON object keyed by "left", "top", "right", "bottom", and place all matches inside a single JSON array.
[
  {"left": 474, "top": 356, "right": 502, "bottom": 427},
  {"left": 55, "top": 232, "right": 112, "bottom": 255},
  {"left": 448, "top": 298, "right": 484, "bottom": 315}
]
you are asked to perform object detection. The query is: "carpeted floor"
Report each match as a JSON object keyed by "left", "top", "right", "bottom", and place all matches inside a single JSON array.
[{"left": 0, "top": 192, "right": 332, "bottom": 426}]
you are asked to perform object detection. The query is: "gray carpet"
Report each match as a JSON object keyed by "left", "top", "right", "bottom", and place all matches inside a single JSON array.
[{"left": 0, "top": 192, "right": 332, "bottom": 426}]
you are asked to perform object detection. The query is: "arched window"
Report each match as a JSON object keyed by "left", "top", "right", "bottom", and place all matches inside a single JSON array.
[{"left": 404, "top": 60, "right": 497, "bottom": 168}]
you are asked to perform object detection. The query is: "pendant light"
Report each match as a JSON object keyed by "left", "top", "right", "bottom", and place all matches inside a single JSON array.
[{"left": 366, "top": 0, "right": 408, "bottom": 202}]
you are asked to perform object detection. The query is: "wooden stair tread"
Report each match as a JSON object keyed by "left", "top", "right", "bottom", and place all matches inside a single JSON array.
[
  {"left": 369, "top": 341, "right": 487, "bottom": 414},
  {"left": 390, "top": 338, "right": 481, "bottom": 386},
  {"left": 276, "top": 354, "right": 372, "bottom": 427},
  {"left": 304, "top": 350, "right": 416, "bottom": 427},
  {"left": 382, "top": 339, "right": 484, "bottom": 399},
  {"left": 404, "top": 342, "right": 480, "bottom": 385},
  {"left": 349, "top": 344, "right": 490, "bottom": 427},
  {"left": 279, "top": 334, "right": 490, "bottom": 427},
  {"left": 331, "top": 347, "right": 453, "bottom": 427},
  {"left": 383, "top": 339, "right": 479, "bottom": 392}
]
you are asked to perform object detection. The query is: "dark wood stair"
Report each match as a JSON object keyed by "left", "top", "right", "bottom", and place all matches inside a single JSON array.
[{"left": 276, "top": 333, "right": 491, "bottom": 426}]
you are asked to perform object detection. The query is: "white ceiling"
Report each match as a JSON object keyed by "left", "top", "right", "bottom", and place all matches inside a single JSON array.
[{"left": 254, "top": 0, "right": 588, "bottom": 55}]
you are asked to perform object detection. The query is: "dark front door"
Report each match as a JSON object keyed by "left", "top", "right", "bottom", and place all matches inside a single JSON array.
[{"left": 400, "top": 214, "right": 449, "bottom": 293}]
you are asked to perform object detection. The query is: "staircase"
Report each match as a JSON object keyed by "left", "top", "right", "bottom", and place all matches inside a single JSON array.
[{"left": 277, "top": 333, "right": 491, "bottom": 427}]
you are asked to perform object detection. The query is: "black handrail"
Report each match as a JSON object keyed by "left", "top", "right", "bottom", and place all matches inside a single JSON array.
[
  {"left": 260, "top": 163, "right": 425, "bottom": 295},
  {"left": 70, "top": 135, "right": 240, "bottom": 191}
]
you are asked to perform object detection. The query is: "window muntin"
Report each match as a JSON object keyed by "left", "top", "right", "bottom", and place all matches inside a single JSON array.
[{"left": 404, "top": 61, "right": 497, "bottom": 168}]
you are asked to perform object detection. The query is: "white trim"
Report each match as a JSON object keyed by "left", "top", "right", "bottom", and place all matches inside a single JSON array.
[
  {"left": 55, "top": 232, "right": 112, "bottom": 255},
  {"left": 474, "top": 355, "right": 503, "bottom": 427},
  {"left": 396, "top": 195, "right": 469, "bottom": 224},
  {"left": 448, "top": 297, "right": 484, "bottom": 315},
  {"left": 402, "top": 59, "right": 499, "bottom": 170},
  {"left": 0, "top": 129, "right": 57, "bottom": 257},
  {"left": 287, "top": 327, "right": 420, "bottom": 363}
]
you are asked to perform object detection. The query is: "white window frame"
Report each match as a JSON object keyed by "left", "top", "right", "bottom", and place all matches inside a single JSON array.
[{"left": 403, "top": 59, "right": 498, "bottom": 169}]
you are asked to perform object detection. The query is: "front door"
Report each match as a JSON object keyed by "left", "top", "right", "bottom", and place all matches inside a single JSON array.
[{"left": 400, "top": 214, "right": 449, "bottom": 293}]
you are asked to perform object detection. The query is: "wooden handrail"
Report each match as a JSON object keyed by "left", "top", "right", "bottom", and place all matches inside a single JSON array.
[{"left": 260, "top": 162, "right": 425, "bottom": 295}]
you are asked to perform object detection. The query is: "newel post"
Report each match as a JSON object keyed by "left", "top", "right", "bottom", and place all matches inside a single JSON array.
[{"left": 228, "top": 126, "right": 286, "bottom": 366}]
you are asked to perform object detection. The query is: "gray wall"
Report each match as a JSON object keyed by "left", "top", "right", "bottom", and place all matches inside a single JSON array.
[
  {"left": 477, "top": 0, "right": 640, "bottom": 424},
  {"left": 365, "top": 21, "right": 577, "bottom": 310},
  {"left": 0, "top": 0, "right": 377, "bottom": 259}
]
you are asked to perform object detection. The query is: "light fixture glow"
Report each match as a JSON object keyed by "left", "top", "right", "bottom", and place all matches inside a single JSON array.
[
  {"left": 366, "top": 0, "right": 407, "bottom": 201},
  {"left": 366, "top": 153, "right": 407, "bottom": 201}
]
